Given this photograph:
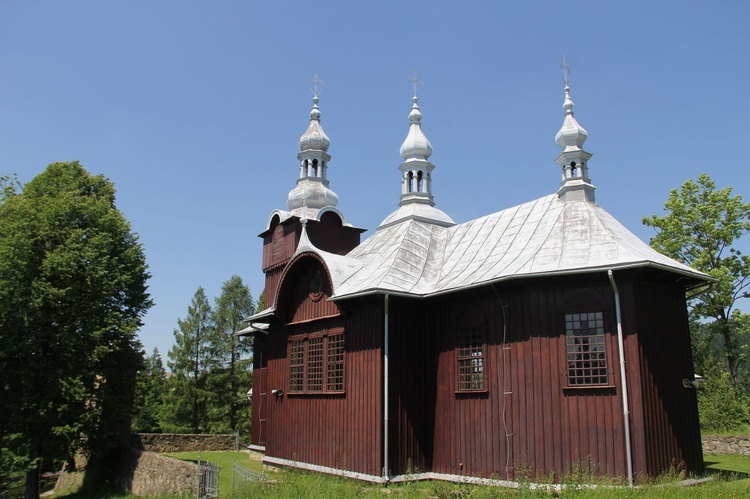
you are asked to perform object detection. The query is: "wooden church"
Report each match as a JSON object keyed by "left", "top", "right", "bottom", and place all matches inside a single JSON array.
[{"left": 240, "top": 74, "right": 709, "bottom": 486}]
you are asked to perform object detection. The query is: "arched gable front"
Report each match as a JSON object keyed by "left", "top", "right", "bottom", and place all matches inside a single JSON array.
[{"left": 275, "top": 252, "right": 342, "bottom": 325}]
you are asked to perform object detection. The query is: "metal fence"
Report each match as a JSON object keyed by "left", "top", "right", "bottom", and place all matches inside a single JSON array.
[
  {"left": 232, "top": 459, "right": 265, "bottom": 489},
  {"left": 197, "top": 457, "right": 219, "bottom": 499}
]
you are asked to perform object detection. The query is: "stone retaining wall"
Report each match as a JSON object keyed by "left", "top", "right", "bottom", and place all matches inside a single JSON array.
[
  {"left": 54, "top": 447, "right": 197, "bottom": 497},
  {"left": 125, "top": 449, "right": 196, "bottom": 497},
  {"left": 702, "top": 435, "right": 750, "bottom": 456},
  {"left": 131, "top": 433, "right": 236, "bottom": 453}
]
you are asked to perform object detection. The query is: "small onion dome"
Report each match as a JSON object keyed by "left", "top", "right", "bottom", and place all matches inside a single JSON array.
[
  {"left": 287, "top": 182, "right": 339, "bottom": 212},
  {"left": 299, "top": 96, "right": 331, "bottom": 152},
  {"left": 399, "top": 96, "right": 433, "bottom": 160},
  {"left": 555, "top": 86, "right": 588, "bottom": 150}
]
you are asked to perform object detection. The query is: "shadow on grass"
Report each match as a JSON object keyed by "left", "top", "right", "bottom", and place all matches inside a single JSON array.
[{"left": 704, "top": 459, "right": 750, "bottom": 482}]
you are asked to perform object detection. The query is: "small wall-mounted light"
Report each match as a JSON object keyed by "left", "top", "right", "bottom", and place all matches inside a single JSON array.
[
  {"left": 683, "top": 374, "right": 705, "bottom": 389},
  {"left": 271, "top": 389, "right": 284, "bottom": 397}
]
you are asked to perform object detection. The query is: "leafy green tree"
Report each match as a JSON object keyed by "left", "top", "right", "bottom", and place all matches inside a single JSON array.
[
  {"left": 132, "top": 348, "right": 166, "bottom": 433},
  {"left": 0, "top": 173, "right": 20, "bottom": 202},
  {"left": 167, "top": 287, "right": 216, "bottom": 433},
  {"left": 256, "top": 288, "right": 265, "bottom": 312},
  {"left": 696, "top": 363, "right": 750, "bottom": 432},
  {"left": 0, "top": 162, "right": 152, "bottom": 497},
  {"left": 209, "top": 275, "right": 255, "bottom": 435},
  {"left": 643, "top": 173, "right": 750, "bottom": 387}
]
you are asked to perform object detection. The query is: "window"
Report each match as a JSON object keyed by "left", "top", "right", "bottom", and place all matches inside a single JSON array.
[
  {"left": 457, "top": 323, "right": 486, "bottom": 391},
  {"left": 290, "top": 339, "right": 305, "bottom": 392},
  {"left": 288, "top": 330, "right": 345, "bottom": 393},
  {"left": 565, "top": 312, "right": 608, "bottom": 386}
]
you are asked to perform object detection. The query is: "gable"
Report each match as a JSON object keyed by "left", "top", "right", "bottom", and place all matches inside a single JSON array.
[{"left": 275, "top": 253, "right": 341, "bottom": 324}]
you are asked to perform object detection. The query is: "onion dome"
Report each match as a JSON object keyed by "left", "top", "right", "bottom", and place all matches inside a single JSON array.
[
  {"left": 378, "top": 74, "right": 454, "bottom": 230},
  {"left": 399, "top": 96, "right": 433, "bottom": 160},
  {"left": 554, "top": 77, "right": 595, "bottom": 203},
  {"left": 299, "top": 96, "right": 331, "bottom": 152},
  {"left": 287, "top": 81, "right": 339, "bottom": 218},
  {"left": 554, "top": 86, "right": 589, "bottom": 151}
]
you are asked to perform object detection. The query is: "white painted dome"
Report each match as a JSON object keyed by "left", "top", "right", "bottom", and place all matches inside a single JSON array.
[
  {"left": 399, "top": 96, "right": 433, "bottom": 160},
  {"left": 299, "top": 96, "right": 331, "bottom": 152}
]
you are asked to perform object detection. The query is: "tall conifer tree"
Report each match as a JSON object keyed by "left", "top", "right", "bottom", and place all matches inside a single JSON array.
[
  {"left": 167, "top": 287, "right": 215, "bottom": 433},
  {"left": 211, "top": 275, "right": 255, "bottom": 434}
]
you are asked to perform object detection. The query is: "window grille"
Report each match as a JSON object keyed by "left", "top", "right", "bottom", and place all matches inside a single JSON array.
[
  {"left": 566, "top": 312, "right": 608, "bottom": 386},
  {"left": 307, "top": 337, "right": 324, "bottom": 392},
  {"left": 288, "top": 332, "right": 344, "bottom": 393},
  {"left": 458, "top": 324, "right": 485, "bottom": 391},
  {"left": 289, "top": 340, "right": 304, "bottom": 392},
  {"left": 327, "top": 334, "right": 345, "bottom": 391}
]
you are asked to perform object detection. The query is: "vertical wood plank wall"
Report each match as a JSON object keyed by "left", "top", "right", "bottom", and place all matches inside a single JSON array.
[
  {"left": 251, "top": 335, "right": 269, "bottom": 447},
  {"left": 630, "top": 280, "right": 704, "bottom": 475},
  {"left": 424, "top": 281, "right": 628, "bottom": 481},
  {"left": 265, "top": 300, "right": 384, "bottom": 476},
  {"left": 387, "top": 298, "right": 437, "bottom": 475},
  {"left": 256, "top": 263, "right": 700, "bottom": 482}
]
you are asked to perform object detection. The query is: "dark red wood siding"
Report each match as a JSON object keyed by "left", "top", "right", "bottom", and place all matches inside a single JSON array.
[
  {"left": 251, "top": 334, "right": 269, "bottom": 447},
  {"left": 628, "top": 280, "right": 703, "bottom": 475},
  {"left": 254, "top": 248, "right": 700, "bottom": 483},
  {"left": 390, "top": 277, "right": 637, "bottom": 481},
  {"left": 386, "top": 298, "right": 436, "bottom": 475},
  {"left": 262, "top": 253, "right": 384, "bottom": 476},
  {"left": 307, "top": 211, "right": 362, "bottom": 256}
]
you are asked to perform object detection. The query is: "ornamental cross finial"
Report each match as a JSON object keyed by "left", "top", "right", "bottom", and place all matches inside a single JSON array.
[
  {"left": 559, "top": 56, "right": 571, "bottom": 87},
  {"left": 406, "top": 70, "right": 423, "bottom": 98},
  {"left": 310, "top": 73, "right": 324, "bottom": 98}
]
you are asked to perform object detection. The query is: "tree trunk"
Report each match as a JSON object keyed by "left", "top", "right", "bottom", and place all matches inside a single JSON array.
[
  {"left": 723, "top": 328, "right": 739, "bottom": 388},
  {"left": 229, "top": 347, "right": 236, "bottom": 431},
  {"left": 24, "top": 459, "right": 41, "bottom": 499}
]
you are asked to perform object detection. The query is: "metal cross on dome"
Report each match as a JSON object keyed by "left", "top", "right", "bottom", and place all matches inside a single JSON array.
[
  {"left": 406, "top": 70, "right": 423, "bottom": 98},
  {"left": 310, "top": 73, "right": 324, "bottom": 98},
  {"left": 559, "top": 56, "right": 571, "bottom": 87}
]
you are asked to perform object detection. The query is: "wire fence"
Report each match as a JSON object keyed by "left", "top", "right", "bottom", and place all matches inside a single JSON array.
[
  {"left": 232, "top": 459, "right": 265, "bottom": 489},
  {"left": 197, "top": 457, "right": 219, "bottom": 499}
]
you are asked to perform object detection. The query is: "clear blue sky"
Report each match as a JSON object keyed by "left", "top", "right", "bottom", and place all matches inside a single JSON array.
[{"left": 2, "top": 1, "right": 748, "bottom": 364}]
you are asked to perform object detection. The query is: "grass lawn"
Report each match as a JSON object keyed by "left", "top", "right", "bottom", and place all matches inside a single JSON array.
[
  {"left": 47, "top": 452, "right": 750, "bottom": 498},
  {"left": 164, "top": 450, "right": 262, "bottom": 497},
  {"left": 704, "top": 453, "right": 750, "bottom": 474},
  {"left": 217, "top": 453, "right": 750, "bottom": 498}
]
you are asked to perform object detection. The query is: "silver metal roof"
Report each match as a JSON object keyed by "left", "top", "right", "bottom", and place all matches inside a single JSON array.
[{"left": 306, "top": 194, "right": 709, "bottom": 301}]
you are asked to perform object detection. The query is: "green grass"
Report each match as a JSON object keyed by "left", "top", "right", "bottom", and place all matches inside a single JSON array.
[
  {"left": 701, "top": 427, "right": 750, "bottom": 436},
  {"left": 221, "top": 454, "right": 750, "bottom": 499},
  {"left": 164, "top": 450, "right": 261, "bottom": 497},
  {"left": 46, "top": 452, "right": 750, "bottom": 498}
]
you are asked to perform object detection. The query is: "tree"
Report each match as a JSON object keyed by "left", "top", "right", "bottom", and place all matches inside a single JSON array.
[
  {"left": 643, "top": 174, "right": 750, "bottom": 387},
  {"left": 0, "top": 162, "right": 152, "bottom": 497},
  {"left": 256, "top": 288, "right": 266, "bottom": 312},
  {"left": 209, "top": 275, "right": 255, "bottom": 435},
  {"left": 167, "top": 287, "right": 216, "bottom": 433},
  {"left": 132, "top": 348, "right": 166, "bottom": 433}
]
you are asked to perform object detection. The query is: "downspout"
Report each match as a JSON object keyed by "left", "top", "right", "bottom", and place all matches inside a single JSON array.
[
  {"left": 608, "top": 270, "right": 634, "bottom": 488},
  {"left": 383, "top": 293, "right": 390, "bottom": 480}
]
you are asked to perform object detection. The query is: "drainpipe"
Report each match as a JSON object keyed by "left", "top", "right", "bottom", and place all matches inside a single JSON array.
[
  {"left": 383, "top": 293, "right": 390, "bottom": 480},
  {"left": 608, "top": 270, "right": 634, "bottom": 488}
]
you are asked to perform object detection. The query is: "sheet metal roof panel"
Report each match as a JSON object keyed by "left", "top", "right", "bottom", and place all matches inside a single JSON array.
[{"left": 330, "top": 193, "right": 708, "bottom": 300}]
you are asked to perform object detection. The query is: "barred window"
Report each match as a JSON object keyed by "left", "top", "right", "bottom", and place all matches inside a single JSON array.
[
  {"left": 290, "top": 339, "right": 305, "bottom": 392},
  {"left": 566, "top": 312, "right": 608, "bottom": 386},
  {"left": 288, "top": 331, "right": 345, "bottom": 394},
  {"left": 457, "top": 324, "right": 486, "bottom": 391},
  {"left": 327, "top": 335, "right": 345, "bottom": 391},
  {"left": 307, "top": 337, "right": 324, "bottom": 392}
]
